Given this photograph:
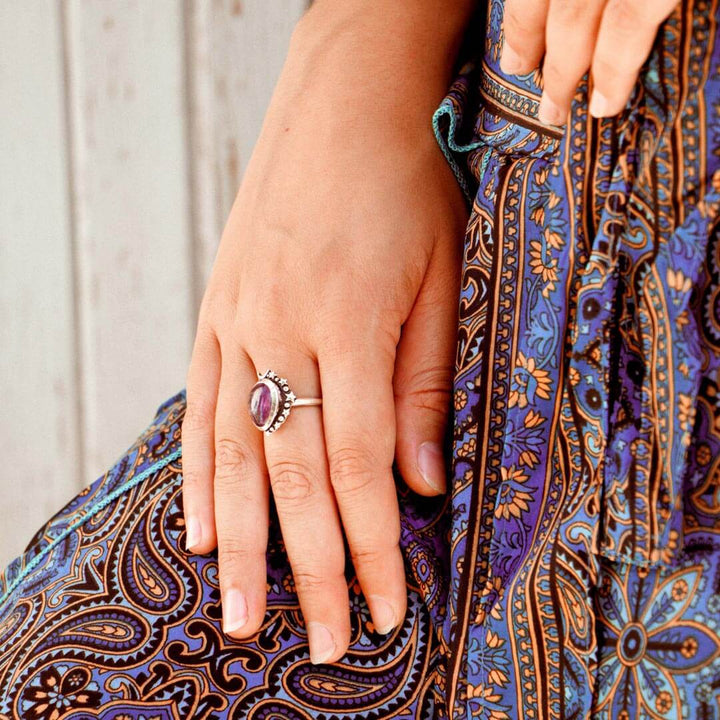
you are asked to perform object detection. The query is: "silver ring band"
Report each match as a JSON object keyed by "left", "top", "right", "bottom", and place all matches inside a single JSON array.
[{"left": 291, "top": 398, "right": 323, "bottom": 407}]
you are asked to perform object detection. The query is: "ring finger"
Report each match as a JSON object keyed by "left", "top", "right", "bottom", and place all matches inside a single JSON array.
[{"left": 538, "top": 0, "right": 606, "bottom": 125}]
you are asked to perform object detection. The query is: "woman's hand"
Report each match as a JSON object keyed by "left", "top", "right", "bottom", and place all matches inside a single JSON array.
[
  {"left": 180, "top": 1, "right": 473, "bottom": 665},
  {"left": 499, "top": 0, "right": 679, "bottom": 124}
]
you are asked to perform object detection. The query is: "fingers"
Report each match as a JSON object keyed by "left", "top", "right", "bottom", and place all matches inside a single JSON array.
[
  {"left": 589, "top": 0, "right": 679, "bottom": 117},
  {"left": 500, "top": 0, "right": 550, "bottom": 75},
  {"left": 393, "top": 232, "right": 461, "bottom": 498},
  {"left": 319, "top": 330, "right": 407, "bottom": 637},
  {"left": 503, "top": 0, "right": 679, "bottom": 124},
  {"left": 214, "top": 339, "right": 269, "bottom": 639},
  {"left": 537, "top": 0, "right": 606, "bottom": 125},
  {"left": 182, "top": 321, "right": 221, "bottom": 555},
  {"left": 253, "top": 345, "right": 350, "bottom": 665}
]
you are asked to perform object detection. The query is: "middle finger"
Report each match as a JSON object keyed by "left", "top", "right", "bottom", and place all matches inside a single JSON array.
[
  {"left": 538, "top": 0, "right": 606, "bottom": 125},
  {"left": 214, "top": 338, "right": 270, "bottom": 640}
]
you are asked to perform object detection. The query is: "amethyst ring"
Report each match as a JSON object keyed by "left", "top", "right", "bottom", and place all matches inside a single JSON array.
[{"left": 247, "top": 369, "right": 322, "bottom": 434}]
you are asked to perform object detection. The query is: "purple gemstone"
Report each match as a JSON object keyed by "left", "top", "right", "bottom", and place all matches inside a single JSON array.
[{"left": 249, "top": 383, "right": 273, "bottom": 427}]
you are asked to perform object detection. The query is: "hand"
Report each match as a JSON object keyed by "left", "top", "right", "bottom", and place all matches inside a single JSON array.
[
  {"left": 180, "top": 3, "right": 471, "bottom": 664},
  {"left": 499, "top": 0, "right": 680, "bottom": 123}
]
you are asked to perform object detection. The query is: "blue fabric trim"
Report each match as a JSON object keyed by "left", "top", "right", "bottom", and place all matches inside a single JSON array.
[
  {"left": 432, "top": 101, "right": 482, "bottom": 206},
  {"left": 0, "top": 447, "right": 182, "bottom": 608}
]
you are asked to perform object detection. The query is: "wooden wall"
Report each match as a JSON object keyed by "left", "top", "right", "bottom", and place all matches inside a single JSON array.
[{"left": 0, "top": 0, "right": 308, "bottom": 570}]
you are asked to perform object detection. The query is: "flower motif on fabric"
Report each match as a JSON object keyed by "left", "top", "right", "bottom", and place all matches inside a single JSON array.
[
  {"left": 455, "top": 388, "right": 469, "bottom": 411},
  {"left": 508, "top": 352, "right": 552, "bottom": 409},
  {"left": 20, "top": 665, "right": 102, "bottom": 720},
  {"left": 467, "top": 630, "right": 511, "bottom": 687},
  {"left": 528, "top": 167, "right": 564, "bottom": 248},
  {"left": 595, "top": 563, "right": 720, "bottom": 719},
  {"left": 676, "top": 392, "right": 696, "bottom": 437},
  {"left": 666, "top": 268, "right": 693, "bottom": 304},
  {"left": 529, "top": 240, "right": 559, "bottom": 298},
  {"left": 495, "top": 466, "right": 535, "bottom": 521},
  {"left": 502, "top": 410, "right": 546, "bottom": 469},
  {"left": 464, "top": 681, "right": 512, "bottom": 720}
]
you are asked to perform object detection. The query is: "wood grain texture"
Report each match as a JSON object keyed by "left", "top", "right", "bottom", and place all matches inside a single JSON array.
[
  {"left": 0, "top": 1, "right": 81, "bottom": 569},
  {"left": 64, "top": 0, "right": 195, "bottom": 478},
  {"left": 0, "top": 1, "right": 307, "bottom": 572}
]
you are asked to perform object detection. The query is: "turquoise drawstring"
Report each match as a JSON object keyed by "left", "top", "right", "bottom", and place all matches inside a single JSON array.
[{"left": 0, "top": 447, "right": 183, "bottom": 609}]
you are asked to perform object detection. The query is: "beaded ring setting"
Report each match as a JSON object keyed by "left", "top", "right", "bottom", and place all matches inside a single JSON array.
[{"left": 247, "top": 369, "right": 322, "bottom": 434}]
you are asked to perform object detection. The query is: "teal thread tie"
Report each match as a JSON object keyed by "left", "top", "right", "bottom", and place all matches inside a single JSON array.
[
  {"left": 0, "top": 447, "right": 183, "bottom": 609},
  {"left": 432, "top": 101, "right": 483, "bottom": 206}
]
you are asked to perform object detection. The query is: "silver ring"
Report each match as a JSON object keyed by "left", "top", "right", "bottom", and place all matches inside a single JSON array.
[{"left": 247, "top": 369, "right": 322, "bottom": 434}]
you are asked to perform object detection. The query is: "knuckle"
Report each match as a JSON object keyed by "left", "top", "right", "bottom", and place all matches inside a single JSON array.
[
  {"left": 591, "top": 54, "right": 615, "bottom": 79},
  {"left": 327, "top": 445, "right": 378, "bottom": 497},
  {"left": 552, "top": 0, "right": 590, "bottom": 25},
  {"left": 181, "top": 465, "right": 209, "bottom": 489},
  {"left": 195, "top": 313, "right": 218, "bottom": 342},
  {"left": 540, "top": 58, "right": 567, "bottom": 91},
  {"left": 218, "top": 537, "right": 260, "bottom": 571},
  {"left": 291, "top": 567, "right": 334, "bottom": 594},
  {"left": 396, "top": 365, "right": 452, "bottom": 414},
  {"left": 201, "top": 273, "right": 237, "bottom": 322},
  {"left": 349, "top": 544, "right": 397, "bottom": 567},
  {"left": 183, "top": 398, "right": 215, "bottom": 435},
  {"left": 504, "top": 5, "right": 535, "bottom": 36},
  {"left": 605, "top": 0, "right": 645, "bottom": 27},
  {"left": 592, "top": 52, "right": 637, "bottom": 89},
  {"left": 214, "top": 437, "right": 252, "bottom": 483},
  {"left": 319, "top": 325, "right": 398, "bottom": 372},
  {"left": 405, "top": 388, "right": 451, "bottom": 418},
  {"left": 268, "top": 458, "right": 316, "bottom": 501}
]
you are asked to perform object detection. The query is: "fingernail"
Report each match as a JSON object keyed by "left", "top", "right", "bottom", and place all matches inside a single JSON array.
[
  {"left": 185, "top": 515, "right": 201, "bottom": 551},
  {"left": 368, "top": 594, "right": 398, "bottom": 635},
  {"left": 417, "top": 441, "right": 447, "bottom": 494},
  {"left": 223, "top": 588, "right": 248, "bottom": 634},
  {"left": 589, "top": 90, "right": 612, "bottom": 118},
  {"left": 538, "top": 94, "right": 566, "bottom": 126},
  {"left": 307, "top": 621, "right": 337, "bottom": 665},
  {"left": 500, "top": 43, "right": 524, "bottom": 74}
]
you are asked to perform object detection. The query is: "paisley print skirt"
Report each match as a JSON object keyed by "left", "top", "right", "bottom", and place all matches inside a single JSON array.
[{"left": 3, "top": 1, "right": 720, "bottom": 718}]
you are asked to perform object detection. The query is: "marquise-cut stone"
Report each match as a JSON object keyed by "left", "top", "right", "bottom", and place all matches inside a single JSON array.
[{"left": 249, "top": 383, "right": 272, "bottom": 427}]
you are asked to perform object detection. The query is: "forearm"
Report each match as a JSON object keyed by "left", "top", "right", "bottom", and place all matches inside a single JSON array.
[
  {"left": 293, "top": 0, "right": 477, "bottom": 91},
  {"left": 260, "top": 0, "right": 477, "bottom": 142},
  {"left": 239, "top": 1, "right": 476, "bottom": 204}
]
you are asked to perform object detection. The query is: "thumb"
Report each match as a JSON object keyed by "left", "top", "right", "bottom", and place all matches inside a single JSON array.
[{"left": 393, "top": 240, "right": 461, "bottom": 496}]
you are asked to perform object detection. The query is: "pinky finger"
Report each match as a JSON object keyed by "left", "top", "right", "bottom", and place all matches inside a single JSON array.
[
  {"left": 589, "top": 0, "right": 679, "bottom": 118},
  {"left": 181, "top": 322, "right": 221, "bottom": 554}
]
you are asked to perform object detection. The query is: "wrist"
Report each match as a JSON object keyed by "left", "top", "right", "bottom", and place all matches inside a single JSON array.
[{"left": 288, "top": 1, "right": 476, "bottom": 94}]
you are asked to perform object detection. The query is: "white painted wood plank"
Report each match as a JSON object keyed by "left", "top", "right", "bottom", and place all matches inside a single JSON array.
[
  {"left": 187, "top": 0, "right": 308, "bottom": 302},
  {"left": 65, "top": 0, "right": 194, "bottom": 478},
  {"left": 0, "top": 2, "right": 80, "bottom": 571},
  {"left": 0, "top": 1, "right": 309, "bottom": 573}
]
